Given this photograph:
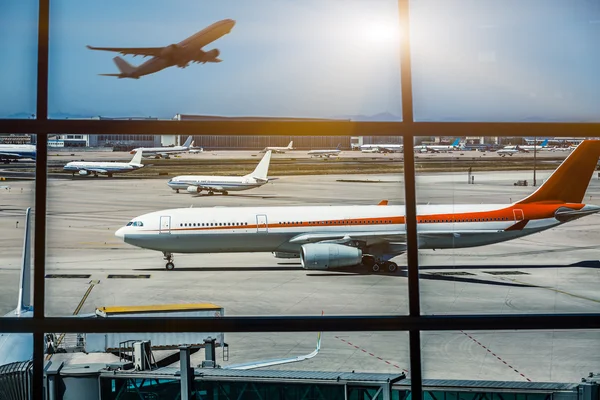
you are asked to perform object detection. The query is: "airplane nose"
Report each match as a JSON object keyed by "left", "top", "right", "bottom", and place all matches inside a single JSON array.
[{"left": 115, "top": 227, "right": 126, "bottom": 240}]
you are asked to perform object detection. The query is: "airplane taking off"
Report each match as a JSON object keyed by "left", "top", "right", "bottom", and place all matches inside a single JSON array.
[
  {"left": 115, "top": 140, "right": 600, "bottom": 271},
  {"left": 0, "top": 208, "right": 33, "bottom": 366},
  {"left": 131, "top": 136, "right": 193, "bottom": 159},
  {"left": 308, "top": 144, "right": 342, "bottom": 158},
  {"left": 0, "top": 144, "right": 36, "bottom": 163},
  {"left": 260, "top": 141, "right": 293, "bottom": 154},
  {"left": 63, "top": 150, "right": 144, "bottom": 177},
  {"left": 168, "top": 151, "right": 272, "bottom": 195},
  {"left": 87, "top": 19, "right": 235, "bottom": 79}
]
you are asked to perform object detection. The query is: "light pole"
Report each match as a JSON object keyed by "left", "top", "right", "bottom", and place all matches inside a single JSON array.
[{"left": 533, "top": 136, "right": 537, "bottom": 187}]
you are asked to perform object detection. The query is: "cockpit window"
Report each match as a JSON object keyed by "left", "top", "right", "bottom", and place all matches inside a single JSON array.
[
  {"left": 129, "top": 221, "right": 144, "bottom": 227},
  {"left": 126, "top": 222, "right": 133, "bottom": 226}
]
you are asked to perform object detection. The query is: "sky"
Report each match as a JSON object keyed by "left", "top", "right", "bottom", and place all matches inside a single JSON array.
[{"left": 1, "top": 0, "right": 600, "bottom": 121}]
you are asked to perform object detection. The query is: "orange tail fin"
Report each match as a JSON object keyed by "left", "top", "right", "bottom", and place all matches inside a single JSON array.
[{"left": 517, "top": 140, "right": 600, "bottom": 204}]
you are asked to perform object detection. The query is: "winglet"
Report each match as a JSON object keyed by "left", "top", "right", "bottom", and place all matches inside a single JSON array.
[
  {"left": 16, "top": 208, "right": 32, "bottom": 315},
  {"left": 378, "top": 200, "right": 389, "bottom": 206},
  {"left": 517, "top": 140, "right": 600, "bottom": 204}
]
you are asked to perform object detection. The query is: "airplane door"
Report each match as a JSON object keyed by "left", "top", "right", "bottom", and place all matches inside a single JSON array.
[
  {"left": 513, "top": 209, "right": 524, "bottom": 221},
  {"left": 256, "top": 214, "right": 268, "bottom": 233},
  {"left": 159, "top": 216, "right": 171, "bottom": 234}
]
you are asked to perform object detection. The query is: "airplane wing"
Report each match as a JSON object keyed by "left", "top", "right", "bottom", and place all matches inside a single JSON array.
[
  {"left": 86, "top": 45, "right": 164, "bottom": 57},
  {"left": 224, "top": 332, "right": 321, "bottom": 370},
  {"left": 0, "top": 152, "right": 28, "bottom": 159}
]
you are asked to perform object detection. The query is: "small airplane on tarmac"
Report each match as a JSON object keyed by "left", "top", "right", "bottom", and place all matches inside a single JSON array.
[
  {"left": 131, "top": 136, "right": 194, "bottom": 159},
  {"left": 260, "top": 141, "right": 293, "bottom": 154},
  {"left": 63, "top": 150, "right": 144, "bottom": 177},
  {"left": 167, "top": 150, "right": 272, "bottom": 195},
  {"left": 116, "top": 140, "right": 600, "bottom": 271},
  {"left": 308, "top": 144, "right": 342, "bottom": 158},
  {"left": 0, "top": 144, "right": 36, "bottom": 163},
  {"left": 87, "top": 19, "right": 235, "bottom": 78}
]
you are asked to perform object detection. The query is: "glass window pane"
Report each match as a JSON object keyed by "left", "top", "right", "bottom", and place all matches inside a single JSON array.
[
  {"left": 49, "top": 1, "right": 402, "bottom": 120},
  {"left": 411, "top": 0, "right": 600, "bottom": 122},
  {"left": 0, "top": 3, "right": 38, "bottom": 119},
  {"left": 415, "top": 136, "right": 600, "bottom": 315},
  {"left": 45, "top": 135, "right": 407, "bottom": 316}
]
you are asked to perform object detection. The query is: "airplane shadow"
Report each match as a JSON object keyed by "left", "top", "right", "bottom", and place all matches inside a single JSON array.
[
  {"left": 419, "top": 261, "right": 600, "bottom": 270},
  {"left": 307, "top": 270, "right": 535, "bottom": 288},
  {"left": 137, "top": 266, "right": 305, "bottom": 272}
]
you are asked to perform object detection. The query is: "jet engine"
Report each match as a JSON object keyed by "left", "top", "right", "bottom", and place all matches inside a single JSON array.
[
  {"left": 300, "top": 243, "right": 362, "bottom": 270},
  {"left": 198, "top": 48, "right": 221, "bottom": 63},
  {"left": 187, "top": 185, "right": 201, "bottom": 194},
  {"left": 78, "top": 170, "right": 88, "bottom": 176}
]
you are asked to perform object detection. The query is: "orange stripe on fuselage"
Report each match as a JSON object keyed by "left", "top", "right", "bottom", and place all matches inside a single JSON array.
[{"left": 148, "top": 203, "right": 581, "bottom": 233}]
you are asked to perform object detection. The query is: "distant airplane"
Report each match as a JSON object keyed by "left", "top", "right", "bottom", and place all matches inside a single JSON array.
[
  {"left": 189, "top": 146, "right": 204, "bottom": 154},
  {"left": 63, "top": 150, "right": 144, "bottom": 177},
  {"left": 519, "top": 139, "right": 549, "bottom": 152},
  {"left": 115, "top": 140, "right": 600, "bottom": 271},
  {"left": 260, "top": 141, "right": 293, "bottom": 154},
  {"left": 167, "top": 151, "right": 272, "bottom": 196},
  {"left": 0, "top": 144, "right": 36, "bottom": 163},
  {"left": 0, "top": 208, "right": 33, "bottom": 366},
  {"left": 87, "top": 19, "right": 236, "bottom": 79},
  {"left": 131, "top": 136, "right": 193, "bottom": 159},
  {"left": 496, "top": 145, "right": 523, "bottom": 157},
  {"left": 414, "top": 138, "right": 460, "bottom": 153},
  {"left": 360, "top": 144, "right": 403, "bottom": 153},
  {"left": 308, "top": 144, "right": 342, "bottom": 158}
]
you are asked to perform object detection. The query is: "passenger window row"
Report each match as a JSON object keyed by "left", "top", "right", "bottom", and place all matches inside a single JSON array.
[
  {"left": 277, "top": 220, "right": 395, "bottom": 225},
  {"left": 179, "top": 222, "right": 249, "bottom": 227},
  {"left": 419, "top": 217, "right": 510, "bottom": 223}
]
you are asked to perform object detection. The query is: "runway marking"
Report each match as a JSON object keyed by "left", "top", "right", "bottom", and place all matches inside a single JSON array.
[
  {"left": 46, "top": 280, "right": 99, "bottom": 361},
  {"left": 334, "top": 336, "right": 409, "bottom": 373},
  {"left": 503, "top": 277, "right": 600, "bottom": 304},
  {"left": 107, "top": 274, "right": 150, "bottom": 279},
  {"left": 460, "top": 331, "right": 531, "bottom": 382},
  {"left": 45, "top": 274, "right": 91, "bottom": 279}
]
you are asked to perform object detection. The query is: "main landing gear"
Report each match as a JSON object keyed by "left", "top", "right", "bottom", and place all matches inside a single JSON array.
[
  {"left": 163, "top": 252, "right": 175, "bottom": 270},
  {"left": 361, "top": 255, "right": 399, "bottom": 273}
]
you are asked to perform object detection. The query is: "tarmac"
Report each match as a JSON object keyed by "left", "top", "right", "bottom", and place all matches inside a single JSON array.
[{"left": 0, "top": 166, "right": 599, "bottom": 382}]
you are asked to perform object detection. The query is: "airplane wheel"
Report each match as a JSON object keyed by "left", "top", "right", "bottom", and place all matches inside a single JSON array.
[
  {"left": 372, "top": 263, "right": 380, "bottom": 272},
  {"left": 208, "top": 191, "right": 214, "bottom": 196},
  {"left": 165, "top": 262, "right": 175, "bottom": 270},
  {"left": 387, "top": 262, "right": 398, "bottom": 273},
  {"left": 223, "top": 191, "right": 228, "bottom": 195},
  {"left": 176, "top": 189, "right": 179, "bottom": 193}
]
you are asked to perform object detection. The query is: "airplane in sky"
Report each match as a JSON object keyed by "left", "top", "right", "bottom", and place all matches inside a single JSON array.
[
  {"left": 308, "top": 144, "right": 342, "bottom": 158},
  {"left": 131, "top": 136, "right": 193, "bottom": 159},
  {"left": 414, "top": 138, "right": 461, "bottom": 153},
  {"left": 87, "top": 19, "right": 236, "bottom": 79},
  {"left": 359, "top": 144, "right": 403, "bottom": 153},
  {"left": 167, "top": 150, "right": 272, "bottom": 195},
  {"left": 260, "top": 141, "right": 293, "bottom": 154},
  {"left": 0, "top": 144, "right": 36, "bottom": 163},
  {"left": 0, "top": 208, "right": 33, "bottom": 366},
  {"left": 519, "top": 139, "right": 549, "bottom": 152},
  {"left": 115, "top": 140, "right": 600, "bottom": 271},
  {"left": 63, "top": 150, "right": 144, "bottom": 177}
]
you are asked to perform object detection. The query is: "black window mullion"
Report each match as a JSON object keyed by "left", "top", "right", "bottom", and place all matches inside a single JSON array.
[
  {"left": 399, "top": 0, "right": 422, "bottom": 397},
  {"left": 33, "top": 0, "right": 49, "bottom": 397}
]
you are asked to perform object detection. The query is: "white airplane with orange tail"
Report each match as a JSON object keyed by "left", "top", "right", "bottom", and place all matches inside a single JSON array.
[{"left": 116, "top": 140, "right": 600, "bottom": 271}]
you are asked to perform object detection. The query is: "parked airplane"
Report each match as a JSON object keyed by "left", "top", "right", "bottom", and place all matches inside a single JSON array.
[
  {"left": 115, "top": 140, "right": 600, "bottom": 271},
  {"left": 520, "top": 139, "right": 549, "bottom": 152},
  {"left": 260, "top": 141, "right": 293, "bottom": 154},
  {"left": 308, "top": 144, "right": 342, "bottom": 158},
  {"left": 167, "top": 150, "right": 272, "bottom": 195},
  {"left": 0, "top": 144, "right": 36, "bottom": 163},
  {"left": 496, "top": 145, "right": 523, "bottom": 157},
  {"left": 414, "top": 138, "right": 460, "bottom": 153},
  {"left": 63, "top": 150, "right": 144, "bottom": 177},
  {"left": 360, "top": 144, "right": 403, "bottom": 153},
  {"left": 189, "top": 146, "right": 204, "bottom": 154},
  {"left": 87, "top": 19, "right": 235, "bottom": 78},
  {"left": 131, "top": 136, "right": 193, "bottom": 159},
  {"left": 0, "top": 208, "right": 33, "bottom": 366}
]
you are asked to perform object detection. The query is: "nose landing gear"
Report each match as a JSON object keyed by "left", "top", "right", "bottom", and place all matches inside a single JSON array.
[{"left": 163, "top": 252, "right": 175, "bottom": 270}]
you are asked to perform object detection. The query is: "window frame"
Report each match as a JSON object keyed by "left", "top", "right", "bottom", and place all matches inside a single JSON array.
[{"left": 0, "top": 1, "right": 600, "bottom": 399}]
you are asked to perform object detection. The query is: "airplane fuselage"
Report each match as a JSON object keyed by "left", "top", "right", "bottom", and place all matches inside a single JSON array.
[
  {"left": 0, "top": 144, "right": 37, "bottom": 161},
  {"left": 116, "top": 203, "right": 596, "bottom": 255},
  {"left": 167, "top": 176, "right": 265, "bottom": 193}
]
